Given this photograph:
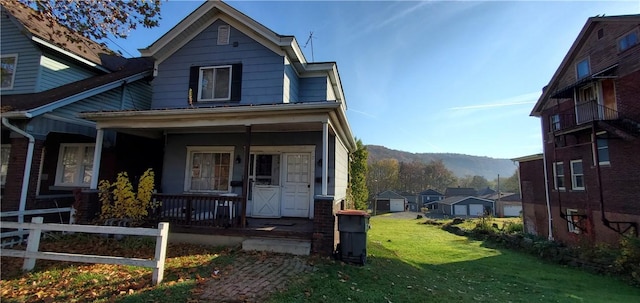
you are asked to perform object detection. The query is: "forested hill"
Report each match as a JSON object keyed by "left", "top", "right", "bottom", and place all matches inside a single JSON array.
[{"left": 366, "top": 145, "right": 517, "bottom": 179}]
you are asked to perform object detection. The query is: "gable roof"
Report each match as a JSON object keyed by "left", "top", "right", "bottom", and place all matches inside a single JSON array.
[
  {"left": 419, "top": 189, "right": 443, "bottom": 196},
  {"left": 138, "top": 0, "right": 346, "bottom": 105},
  {"left": 375, "top": 190, "right": 406, "bottom": 200},
  {"left": 445, "top": 187, "right": 477, "bottom": 197},
  {"left": 1, "top": 58, "right": 153, "bottom": 117},
  {"left": 1, "top": 1, "right": 116, "bottom": 71},
  {"left": 438, "top": 196, "right": 494, "bottom": 206},
  {"left": 477, "top": 187, "right": 496, "bottom": 197},
  {"left": 531, "top": 14, "right": 640, "bottom": 116}
]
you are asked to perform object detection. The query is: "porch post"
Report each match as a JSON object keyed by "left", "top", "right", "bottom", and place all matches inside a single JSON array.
[
  {"left": 322, "top": 122, "right": 329, "bottom": 196},
  {"left": 241, "top": 125, "right": 252, "bottom": 227},
  {"left": 90, "top": 128, "right": 104, "bottom": 190}
]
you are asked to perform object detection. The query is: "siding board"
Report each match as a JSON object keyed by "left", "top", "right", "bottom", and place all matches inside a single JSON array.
[{"left": 1, "top": 9, "right": 41, "bottom": 94}]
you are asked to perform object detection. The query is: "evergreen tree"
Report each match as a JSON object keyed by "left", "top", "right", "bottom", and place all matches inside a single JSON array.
[{"left": 349, "top": 139, "right": 369, "bottom": 210}]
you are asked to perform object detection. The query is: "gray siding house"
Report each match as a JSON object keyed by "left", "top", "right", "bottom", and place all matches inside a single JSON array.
[
  {"left": 0, "top": 2, "right": 154, "bottom": 222},
  {"left": 81, "top": 0, "right": 356, "bottom": 234},
  {"left": 438, "top": 196, "right": 495, "bottom": 217}
]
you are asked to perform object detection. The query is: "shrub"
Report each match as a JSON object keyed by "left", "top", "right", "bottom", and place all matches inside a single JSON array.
[{"left": 99, "top": 169, "right": 159, "bottom": 224}]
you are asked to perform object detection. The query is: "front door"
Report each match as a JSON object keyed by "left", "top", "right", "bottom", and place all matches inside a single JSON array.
[
  {"left": 250, "top": 154, "right": 281, "bottom": 218},
  {"left": 281, "top": 153, "right": 311, "bottom": 217}
]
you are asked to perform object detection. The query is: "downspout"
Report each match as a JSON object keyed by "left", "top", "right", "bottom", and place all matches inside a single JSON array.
[
  {"left": 1, "top": 118, "right": 34, "bottom": 224},
  {"left": 540, "top": 118, "right": 554, "bottom": 241}
]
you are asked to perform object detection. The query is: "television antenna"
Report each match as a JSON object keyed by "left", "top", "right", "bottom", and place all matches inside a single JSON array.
[{"left": 304, "top": 31, "right": 315, "bottom": 62}]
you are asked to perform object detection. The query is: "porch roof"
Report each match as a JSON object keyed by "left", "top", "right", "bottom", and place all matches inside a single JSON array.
[{"left": 79, "top": 101, "right": 356, "bottom": 151}]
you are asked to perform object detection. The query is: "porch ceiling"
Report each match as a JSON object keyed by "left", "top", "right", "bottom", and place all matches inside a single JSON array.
[{"left": 80, "top": 103, "right": 348, "bottom": 145}]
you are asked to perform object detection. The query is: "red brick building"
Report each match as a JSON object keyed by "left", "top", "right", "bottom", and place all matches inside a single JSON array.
[{"left": 519, "top": 15, "right": 640, "bottom": 246}]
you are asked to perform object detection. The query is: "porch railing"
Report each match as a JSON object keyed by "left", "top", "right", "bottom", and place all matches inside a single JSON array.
[{"left": 151, "top": 193, "right": 243, "bottom": 228}]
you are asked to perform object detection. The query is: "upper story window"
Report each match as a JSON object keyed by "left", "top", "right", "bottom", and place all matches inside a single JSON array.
[
  {"left": 199, "top": 66, "right": 232, "bottom": 101},
  {"left": 56, "top": 143, "right": 95, "bottom": 187},
  {"left": 1, "top": 144, "right": 10, "bottom": 186},
  {"left": 1, "top": 54, "right": 18, "bottom": 89},
  {"left": 596, "top": 133, "right": 610, "bottom": 165},
  {"left": 185, "top": 146, "right": 234, "bottom": 192},
  {"left": 570, "top": 160, "right": 584, "bottom": 190},
  {"left": 576, "top": 58, "right": 590, "bottom": 80},
  {"left": 553, "top": 162, "right": 565, "bottom": 190},
  {"left": 189, "top": 64, "right": 241, "bottom": 104},
  {"left": 618, "top": 30, "right": 638, "bottom": 52},
  {"left": 550, "top": 114, "right": 561, "bottom": 132}
]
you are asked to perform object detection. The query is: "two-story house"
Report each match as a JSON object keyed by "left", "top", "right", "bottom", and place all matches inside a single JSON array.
[
  {"left": 418, "top": 189, "right": 443, "bottom": 210},
  {"left": 0, "top": 2, "right": 157, "bottom": 223},
  {"left": 521, "top": 14, "right": 640, "bottom": 245},
  {"left": 80, "top": 1, "right": 356, "bottom": 255}
]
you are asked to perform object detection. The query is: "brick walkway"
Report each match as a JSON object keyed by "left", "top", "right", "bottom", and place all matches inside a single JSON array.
[{"left": 199, "top": 252, "right": 315, "bottom": 302}]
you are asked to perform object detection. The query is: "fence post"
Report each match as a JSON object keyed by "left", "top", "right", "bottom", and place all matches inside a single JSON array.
[
  {"left": 23, "top": 216, "right": 44, "bottom": 271},
  {"left": 152, "top": 222, "right": 169, "bottom": 285}
]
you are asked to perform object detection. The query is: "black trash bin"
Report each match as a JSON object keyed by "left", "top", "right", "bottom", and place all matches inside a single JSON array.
[{"left": 336, "top": 210, "right": 370, "bottom": 265}]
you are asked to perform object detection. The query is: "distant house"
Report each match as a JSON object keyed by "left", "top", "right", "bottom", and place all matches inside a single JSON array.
[
  {"left": 520, "top": 14, "right": 640, "bottom": 246},
  {"left": 402, "top": 194, "right": 419, "bottom": 212},
  {"left": 438, "top": 196, "right": 495, "bottom": 217},
  {"left": 444, "top": 187, "right": 477, "bottom": 198},
  {"left": 374, "top": 190, "right": 406, "bottom": 214},
  {"left": 477, "top": 187, "right": 496, "bottom": 198},
  {"left": 419, "top": 189, "right": 443, "bottom": 210}
]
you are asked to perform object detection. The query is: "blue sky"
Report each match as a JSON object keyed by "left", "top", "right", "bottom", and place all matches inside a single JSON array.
[{"left": 104, "top": 0, "right": 639, "bottom": 159}]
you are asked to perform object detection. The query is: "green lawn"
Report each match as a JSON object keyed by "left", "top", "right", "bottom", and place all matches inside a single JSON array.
[{"left": 268, "top": 215, "right": 640, "bottom": 303}]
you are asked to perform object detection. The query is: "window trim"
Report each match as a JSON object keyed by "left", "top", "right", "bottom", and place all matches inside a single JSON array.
[
  {"left": 183, "top": 146, "right": 235, "bottom": 193},
  {"left": 55, "top": 143, "right": 95, "bottom": 187},
  {"left": 566, "top": 208, "right": 581, "bottom": 234},
  {"left": 618, "top": 28, "right": 639, "bottom": 52},
  {"left": 553, "top": 161, "right": 565, "bottom": 190},
  {"left": 570, "top": 160, "right": 585, "bottom": 190},
  {"left": 1, "top": 54, "right": 18, "bottom": 90},
  {"left": 1, "top": 144, "right": 11, "bottom": 186},
  {"left": 576, "top": 58, "right": 590, "bottom": 80},
  {"left": 197, "top": 65, "right": 232, "bottom": 102}
]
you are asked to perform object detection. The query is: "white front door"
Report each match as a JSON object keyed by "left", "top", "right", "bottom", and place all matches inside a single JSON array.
[
  {"left": 250, "top": 154, "right": 281, "bottom": 218},
  {"left": 281, "top": 153, "right": 311, "bottom": 217}
]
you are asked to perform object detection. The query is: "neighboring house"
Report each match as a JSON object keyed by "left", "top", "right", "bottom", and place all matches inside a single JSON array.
[
  {"left": 438, "top": 196, "right": 495, "bottom": 217},
  {"left": 0, "top": 2, "right": 156, "bottom": 221},
  {"left": 373, "top": 190, "right": 406, "bottom": 214},
  {"left": 419, "top": 189, "right": 443, "bottom": 210},
  {"left": 512, "top": 154, "right": 548, "bottom": 236},
  {"left": 79, "top": 1, "right": 356, "bottom": 255},
  {"left": 477, "top": 187, "right": 496, "bottom": 198},
  {"left": 523, "top": 14, "right": 640, "bottom": 246},
  {"left": 402, "top": 194, "right": 419, "bottom": 212},
  {"left": 444, "top": 187, "right": 477, "bottom": 198},
  {"left": 485, "top": 192, "right": 522, "bottom": 218}
]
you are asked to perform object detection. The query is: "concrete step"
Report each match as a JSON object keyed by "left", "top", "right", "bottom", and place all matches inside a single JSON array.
[{"left": 242, "top": 238, "right": 311, "bottom": 256}]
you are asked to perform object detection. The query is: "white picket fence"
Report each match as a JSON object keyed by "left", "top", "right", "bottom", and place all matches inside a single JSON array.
[
  {"left": 0, "top": 217, "right": 169, "bottom": 285},
  {"left": 1, "top": 207, "right": 75, "bottom": 248}
]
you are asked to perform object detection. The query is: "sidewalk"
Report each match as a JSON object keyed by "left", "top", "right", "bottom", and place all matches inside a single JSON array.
[{"left": 198, "top": 251, "right": 315, "bottom": 302}]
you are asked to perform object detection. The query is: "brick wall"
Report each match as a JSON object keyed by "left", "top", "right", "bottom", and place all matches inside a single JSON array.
[
  {"left": 2, "top": 137, "right": 44, "bottom": 211},
  {"left": 312, "top": 196, "right": 340, "bottom": 256}
]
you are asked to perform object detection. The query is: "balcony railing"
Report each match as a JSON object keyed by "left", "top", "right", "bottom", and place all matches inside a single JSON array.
[{"left": 553, "top": 100, "right": 619, "bottom": 133}]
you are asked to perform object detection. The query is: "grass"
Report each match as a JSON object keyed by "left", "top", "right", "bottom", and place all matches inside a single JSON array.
[
  {"left": 268, "top": 215, "right": 640, "bottom": 303},
  {"left": 2, "top": 217, "right": 639, "bottom": 302}
]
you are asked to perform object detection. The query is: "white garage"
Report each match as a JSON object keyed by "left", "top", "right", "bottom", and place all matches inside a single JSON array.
[
  {"left": 454, "top": 205, "right": 467, "bottom": 216},
  {"left": 469, "top": 204, "right": 485, "bottom": 216}
]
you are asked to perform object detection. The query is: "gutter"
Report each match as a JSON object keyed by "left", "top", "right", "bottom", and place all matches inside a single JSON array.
[
  {"left": 540, "top": 119, "right": 554, "bottom": 241},
  {"left": 1, "top": 118, "right": 34, "bottom": 224}
]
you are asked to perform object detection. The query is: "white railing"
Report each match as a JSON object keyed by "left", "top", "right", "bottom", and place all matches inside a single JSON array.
[
  {"left": 1, "top": 207, "right": 75, "bottom": 248},
  {"left": 0, "top": 217, "right": 169, "bottom": 285}
]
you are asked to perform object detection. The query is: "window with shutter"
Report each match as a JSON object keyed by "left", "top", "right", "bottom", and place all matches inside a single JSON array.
[{"left": 188, "top": 64, "right": 242, "bottom": 103}]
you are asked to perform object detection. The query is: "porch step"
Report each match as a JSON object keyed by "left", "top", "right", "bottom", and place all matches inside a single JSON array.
[{"left": 242, "top": 238, "right": 311, "bottom": 256}]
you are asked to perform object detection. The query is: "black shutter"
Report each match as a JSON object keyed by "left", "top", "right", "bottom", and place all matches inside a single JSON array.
[
  {"left": 188, "top": 66, "right": 200, "bottom": 104},
  {"left": 230, "top": 63, "right": 242, "bottom": 101}
]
